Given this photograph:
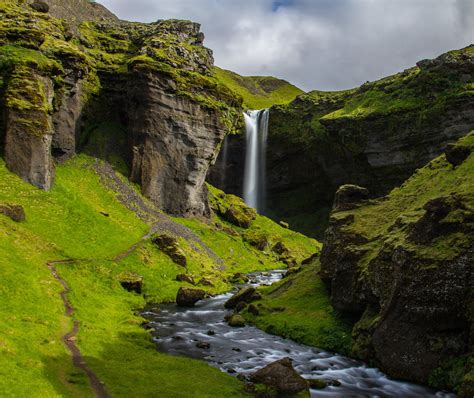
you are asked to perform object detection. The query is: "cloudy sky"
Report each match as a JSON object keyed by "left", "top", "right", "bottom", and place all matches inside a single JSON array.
[{"left": 99, "top": 0, "right": 474, "bottom": 91}]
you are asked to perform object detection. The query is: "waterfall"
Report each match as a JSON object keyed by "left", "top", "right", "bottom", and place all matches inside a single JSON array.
[{"left": 243, "top": 109, "right": 269, "bottom": 213}]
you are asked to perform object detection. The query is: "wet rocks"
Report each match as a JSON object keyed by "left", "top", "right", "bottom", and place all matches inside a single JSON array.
[
  {"left": 247, "top": 304, "right": 260, "bottom": 316},
  {"left": 118, "top": 272, "right": 143, "bottom": 294},
  {"left": 249, "top": 357, "right": 309, "bottom": 395},
  {"left": 152, "top": 234, "right": 187, "bottom": 267},
  {"left": 224, "top": 286, "right": 262, "bottom": 309},
  {"left": 196, "top": 341, "right": 210, "bottom": 349},
  {"left": 0, "top": 204, "right": 26, "bottom": 222},
  {"left": 176, "top": 287, "right": 205, "bottom": 307}
]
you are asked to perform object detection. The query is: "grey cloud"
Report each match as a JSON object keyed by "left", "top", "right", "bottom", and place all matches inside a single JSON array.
[{"left": 99, "top": 0, "right": 474, "bottom": 91}]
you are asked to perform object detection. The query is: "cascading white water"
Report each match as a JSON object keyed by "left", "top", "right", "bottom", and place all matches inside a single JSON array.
[{"left": 243, "top": 109, "right": 269, "bottom": 213}]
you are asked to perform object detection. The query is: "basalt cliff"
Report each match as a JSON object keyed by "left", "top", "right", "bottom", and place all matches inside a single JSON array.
[{"left": 0, "top": 0, "right": 242, "bottom": 216}]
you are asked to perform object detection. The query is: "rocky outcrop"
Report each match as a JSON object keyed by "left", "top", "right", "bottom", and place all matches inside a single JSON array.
[
  {"left": 4, "top": 71, "right": 55, "bottom": 190},
  {"left": 26, "top": 0, "right": 118, "bottom": 23},
  {"left": 127, "top": 72, "right": 226, "bottom": 216},
  {"left": 320, "top": 132, "right": 474, "bottom": 394},
  {"left": 0, "top": 1, "right": 241, "bottom": 216}
]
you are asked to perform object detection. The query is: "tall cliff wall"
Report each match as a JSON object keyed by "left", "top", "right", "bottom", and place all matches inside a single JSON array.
[
  {"left": 319, "top": 133, "right": 474, "bottom": 396},
  {"left": 0, "top": 0, "right": 242, "bottom": 216}
]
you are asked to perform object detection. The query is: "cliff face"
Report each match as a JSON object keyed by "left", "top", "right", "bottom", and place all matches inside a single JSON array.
[
  {"left": 209, "top": 47, "right": 474, "bottom": 237},
  {"left": 0, "top": 0, "right": 241, "bottom": 216},
  {"left": 319, "top": 133, "right": 474, "bottom": 396}
]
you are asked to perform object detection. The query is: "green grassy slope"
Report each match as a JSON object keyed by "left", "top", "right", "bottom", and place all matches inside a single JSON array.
[
  {"left": 0, "top": 154, "right": 320, "bottom": 397},
  {"left": 214, "top": 67, "right": 304, "bottom": 109},
  {"left": 243, "top": 261, "right": 352, "bottom": 354}
]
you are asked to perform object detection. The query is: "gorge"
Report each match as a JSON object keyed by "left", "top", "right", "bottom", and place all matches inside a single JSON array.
[{"left": 0, "top": 1, "right": 472, "bottom": 398}]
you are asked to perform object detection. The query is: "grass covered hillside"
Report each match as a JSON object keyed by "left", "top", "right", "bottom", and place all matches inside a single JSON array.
[
  {"left": 0, "top": 154, "right": 319, "bottom": 397},
  {"left": 214, "top": 67, "right": 304, "bottom": 109}
]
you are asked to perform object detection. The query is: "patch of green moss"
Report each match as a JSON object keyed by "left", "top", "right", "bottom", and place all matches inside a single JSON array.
[
  {"left": 429, "top": 357, "right": 468, "bottom": 393},
  {"left": 243, "top": 261, "right": 352, "bottom": 354}
]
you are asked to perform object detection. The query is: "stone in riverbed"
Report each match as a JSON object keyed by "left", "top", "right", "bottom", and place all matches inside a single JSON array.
[
  {"left": 250, "top": 357, "right": 309, "bottom": 395},
  {"left": 227, "top": 314, "right": 246, "bottom": 327},
  {"left": 176, "top": 287, "right": 206, "bottom": 307},
  {"left": 224, "top": 286, "right": 262, "bottom": 309},
  {"left": 196, "top": 341, "right": 210, "bottom": 349}
]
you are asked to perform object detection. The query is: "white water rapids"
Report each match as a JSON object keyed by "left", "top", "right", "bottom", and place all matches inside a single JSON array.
[{"left": 143, "top": 271, "right": 455, "bottom": 397}]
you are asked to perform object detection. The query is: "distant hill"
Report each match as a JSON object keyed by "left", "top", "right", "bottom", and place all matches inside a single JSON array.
[{"left": 214, "top": 67, "right": 303, "bottom": 109}]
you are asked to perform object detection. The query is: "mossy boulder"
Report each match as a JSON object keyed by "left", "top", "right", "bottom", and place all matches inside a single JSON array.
[
  {"left": 249, "top": 358, "right": 309, "bottom": 396},
  {"left": 152, "top": 234, "right": 187, "bottom": 267},
  {"left": 176, "top": 287, "right": 206, "bottom": 307},
  {"left": 227, "top": 314, "right": 246, "bottom": 327},
  {"left": 118, "top": 272, "right": 143, "bottom": 294},
  {"left": 0, "top": 204, "right": 25, "bottom": 222},
  {"left": 224, "top": 204, "right": 257, "bottom": 228},
  {"left": 224, "top": 286, "right": 262, "bottom": 309}
]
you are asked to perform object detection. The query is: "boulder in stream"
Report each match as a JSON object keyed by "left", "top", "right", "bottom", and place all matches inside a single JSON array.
[
  {"left": 249, "top": 357, "right": 309, "bottom": 395},
  {"left": 176, "top": 287, "right": 205, "bottom": 307},
  {"left": 224, "top": 286, "right": 262, "bottom": 309},
  {"left": 227, "top": 314, "right": 246, "bottom": 327}
]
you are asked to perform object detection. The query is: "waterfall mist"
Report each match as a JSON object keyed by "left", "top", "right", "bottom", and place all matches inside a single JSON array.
[{"left": 243, "top": 109, "right": 269, "bottom": 213}]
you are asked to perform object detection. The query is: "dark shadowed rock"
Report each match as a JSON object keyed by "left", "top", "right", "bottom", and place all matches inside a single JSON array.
[
  {"left": 408, "top": 195, "right": 466, "bottom": 244},
  {"left": 0, "top": 204, "right": 26, "bottom": 222},
  {"left": 176, "top": 287, "right": 205, "bottom": 307},
  {"left": 302, "top": 252, "right": 319, "bottom": 265},
  {"left": 445, "top": 143, "right": 471, "bottom": 167},
  {"left": 333, "top": 185, "right": 369, "bottom": 211},
  {"left": 196, "top": 341, "right": 210, "bottom": 349},
  {"left": 250, "top": 357, "right": 309, "bottom": 395},
  {"left": 247, "top": 304, "right": 260, "bottom": 316},
  {"left": 119, "top": 273, "right": 143, "bottom": 294},
  {"left": 30, "top": 1, "right": 49, "bottom": 13},
  {"left": 224, "top": 286, "right": 262, "bottom": 309}
]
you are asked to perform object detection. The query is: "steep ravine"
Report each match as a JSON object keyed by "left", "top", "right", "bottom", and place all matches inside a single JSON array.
[{"left": 209, "top": 45, "right": 474, "bottom": 238}]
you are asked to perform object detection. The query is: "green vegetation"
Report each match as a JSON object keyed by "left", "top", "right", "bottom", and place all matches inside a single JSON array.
[
  {"left": 339, "top": 131, "right": 474, "bottom": 268},
  {"left": 214, "top": 67, "right": 303, "bottom": 109},
  {"left": 243, "top": 261, "right": 352, "bottom": 354},
  {"left": 0, "top": 154, "right": 320, "bottom": 396}
]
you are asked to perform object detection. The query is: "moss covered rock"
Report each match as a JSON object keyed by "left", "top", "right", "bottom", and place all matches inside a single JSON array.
[{"left": 320, "top": 131, "right": 474, "bottom": 393}]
